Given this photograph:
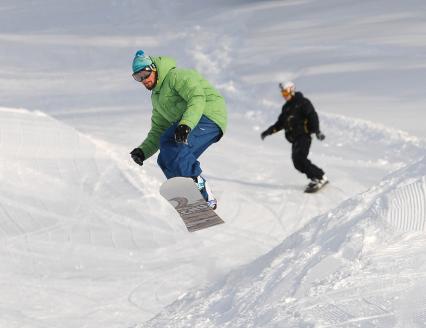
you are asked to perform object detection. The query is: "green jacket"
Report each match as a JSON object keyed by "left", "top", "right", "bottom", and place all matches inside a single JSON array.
[{"left": 139, "top": 56, "right": 228, "bottom": 159}]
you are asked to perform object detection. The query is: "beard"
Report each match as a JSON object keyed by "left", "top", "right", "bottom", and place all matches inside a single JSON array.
[{"left": 143, "top": 78, "right": 157, "bottom": 91}]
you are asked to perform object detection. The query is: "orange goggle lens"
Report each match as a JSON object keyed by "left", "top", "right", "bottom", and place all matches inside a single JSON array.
[{"left": 282, "top": 89, "right": 292, "bottom": 97}]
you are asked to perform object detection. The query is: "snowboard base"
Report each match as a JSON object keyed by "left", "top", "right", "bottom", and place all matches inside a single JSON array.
[{"left": 160, "top": 177, "right": 224, "bottom": 232}]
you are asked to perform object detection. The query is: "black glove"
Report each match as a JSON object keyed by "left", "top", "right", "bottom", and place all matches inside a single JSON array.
[
  {"left": 316, "top": 131, "right": 325, "bottom": 141},
  {"left": 261, "top": 127, "right": 275, "bottom": 140},
  {"left": 174, "top": 124, "right": 191, "bottom": 144},
  {"left": 130, "top": 148, "right": 145, "bottom": 166}
]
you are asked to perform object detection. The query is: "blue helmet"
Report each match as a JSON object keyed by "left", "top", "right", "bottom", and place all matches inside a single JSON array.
[{"left": 132, "top": 50, "right": 156, "bottom": 73}]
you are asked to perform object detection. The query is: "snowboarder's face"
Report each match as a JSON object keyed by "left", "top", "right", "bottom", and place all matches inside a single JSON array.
[
  {"left": 282, "top": 89, "right": 293, "bottom": 101},
  {"left": 141, "top": 70, "right": 157, "bottom": 91}
]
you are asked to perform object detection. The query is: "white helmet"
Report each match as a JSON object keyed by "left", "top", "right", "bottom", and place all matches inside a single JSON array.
[
  {"left": 282, "top": 81, "right": 295, "bottom": 95},
  {"left": 279, "top": 81, "right": 296, "bottom": 96}
]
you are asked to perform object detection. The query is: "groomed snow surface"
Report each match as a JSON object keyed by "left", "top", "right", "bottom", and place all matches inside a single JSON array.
[{"left": 1, "top": 1, "right": 426, "bottom": 327}]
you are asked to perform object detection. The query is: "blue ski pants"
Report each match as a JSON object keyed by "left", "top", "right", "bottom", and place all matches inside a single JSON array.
[{"left": 157, "top": 116, "right": 222, "bottom": 179}]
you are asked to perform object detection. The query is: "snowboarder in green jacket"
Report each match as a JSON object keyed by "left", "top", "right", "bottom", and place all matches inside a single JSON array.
[{"left": 129, "top": 50, "right": 227, "bottom": 209}]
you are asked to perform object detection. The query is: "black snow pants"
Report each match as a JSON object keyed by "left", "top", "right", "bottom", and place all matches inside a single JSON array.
[{"left": 291, "top": 134, "right": 324, "bottom": 180}]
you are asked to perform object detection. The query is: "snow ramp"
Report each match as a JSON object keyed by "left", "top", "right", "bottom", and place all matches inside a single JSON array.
[{"left": 0, "top": 107, "right": 186, "bottom": 327}]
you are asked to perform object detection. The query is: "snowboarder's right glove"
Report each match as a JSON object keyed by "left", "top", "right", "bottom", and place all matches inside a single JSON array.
[
  {"left": 175, "top": 124, "right": 191, "bottom": 144},
  {"left": 316, "top": 131, "right": 325, "bottom": 141},
  {"left": 261, "top": 126, "right": 276, "bottom": 140},
  {"left": 130, "top": 148, "right": 145, "bottom": 166}
]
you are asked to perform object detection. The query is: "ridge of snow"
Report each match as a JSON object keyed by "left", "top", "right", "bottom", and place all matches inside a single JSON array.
[{"left": 144, "top": 156, "right": 426, "bottom": 327}]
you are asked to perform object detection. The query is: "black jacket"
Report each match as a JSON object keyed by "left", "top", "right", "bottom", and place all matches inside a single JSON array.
[{"left": 267, "top": 92, "right": 320, "bottom": 143}]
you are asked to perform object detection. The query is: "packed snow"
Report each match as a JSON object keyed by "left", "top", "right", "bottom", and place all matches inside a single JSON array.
[{"left": 0, "top": 1, "right": 425, "bottom": 327}]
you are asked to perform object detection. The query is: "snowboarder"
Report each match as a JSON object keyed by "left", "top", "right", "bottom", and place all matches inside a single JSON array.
[
  {"left": 129, "top": 50, "right": 227, "bottom": 209},
  {"left": 260, "top": 81, "right": 328, "bottom": 192}
]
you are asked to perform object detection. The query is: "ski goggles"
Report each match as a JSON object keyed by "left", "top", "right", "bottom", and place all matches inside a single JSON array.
[{"left": 132, "top": 68, "right": 153, "bottom": 82}]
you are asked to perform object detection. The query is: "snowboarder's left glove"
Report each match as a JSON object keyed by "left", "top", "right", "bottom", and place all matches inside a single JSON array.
[
  {"left": 175, "top": 124, "right": 191, "bottom": 144},
  {"left": 316, "top": 131, "right": 325, "bottom": 141},
  {"left": 130, "top": 148, "right": 145, "bottom": 166}
]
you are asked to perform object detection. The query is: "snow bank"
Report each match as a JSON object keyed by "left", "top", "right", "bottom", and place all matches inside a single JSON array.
[
  {"left": 0, "top": 107, "right": 180, "bottom": 327},
  {"left": 145, "top": 156, "right": 426, "bottom": 327}
]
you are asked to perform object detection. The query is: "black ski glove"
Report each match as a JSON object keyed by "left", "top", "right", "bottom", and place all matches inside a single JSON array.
[
  {"left": 316, "top": 131, "right": 325, "bottom": 141},
  {"left": 261, "top": 127, "right": 275, "bottom": 140},
  {"left": 130, "top": 148, "right": 145, "bottom": 166},
  {"left": 175, "top": 124, "right": 191, "bottom": 144}
]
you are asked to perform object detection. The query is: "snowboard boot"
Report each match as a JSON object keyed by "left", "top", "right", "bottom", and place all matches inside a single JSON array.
[
  {"left": 305, "top": 175, "right": 328, "bottom": 193},
  {"left": 193, "top": 176, "right": 217, "bottom": 210},
  {"left": 317, "top": 175, "right": 328, "bottom": 187}
]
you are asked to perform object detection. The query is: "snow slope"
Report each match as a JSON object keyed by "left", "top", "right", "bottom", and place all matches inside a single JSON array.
[
  {"left": 1, "top": 100, "right": 425, "bottom": 328},
  {"left": 1, "top": 0, "right": 426, "bottom": 327},
  {"left": 144, "top": 156, "right": 426, "bottom": 327}
]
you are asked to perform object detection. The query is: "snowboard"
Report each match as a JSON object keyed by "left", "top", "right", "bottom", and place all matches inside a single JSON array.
[
  {"left": 304, "top": 179, "right": 329, "bottom": 193},
  {"left": 160, "top": 177, "right": 224, "bottom": 232}
]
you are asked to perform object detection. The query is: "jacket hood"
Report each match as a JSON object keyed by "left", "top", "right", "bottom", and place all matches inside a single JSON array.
[
  {"left": 294, "top": 91, "right": 304, "bottom": 99},
  {"left": 286, "top": 91, "right": 304, "bottom": 103},
  {"left": 151, "top": 56, "right": 177, "bottom": 91}
]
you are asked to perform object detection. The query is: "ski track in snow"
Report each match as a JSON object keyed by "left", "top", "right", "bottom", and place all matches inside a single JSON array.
[{"left": 379, "top": 177, "right": 426, "bottom": 232}]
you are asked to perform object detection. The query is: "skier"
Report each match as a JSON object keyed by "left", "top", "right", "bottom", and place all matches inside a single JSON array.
[
  {"left": 260, "top": 81, "right": 328, "bottom": 192},
  {"left": 129, "top": 50, "right": 227, "bottom": 209}
]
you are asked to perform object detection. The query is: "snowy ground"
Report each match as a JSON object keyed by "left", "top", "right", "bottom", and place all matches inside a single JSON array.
[{"left": 0, "top": 1, "right": 426, "bottom": 327}]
